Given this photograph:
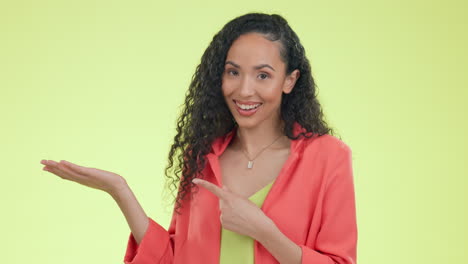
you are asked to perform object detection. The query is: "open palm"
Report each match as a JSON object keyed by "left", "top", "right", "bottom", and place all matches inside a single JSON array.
[{"left": 40, "top": 159, "right": 126, "bottom": 195}]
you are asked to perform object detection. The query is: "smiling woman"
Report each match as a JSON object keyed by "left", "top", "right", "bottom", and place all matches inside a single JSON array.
[
  {"left": 221, "top": 32, "right": 300, "bottom": 129},
  {"left": 40, "top": 12, "right": 357, "bottom": 264},
  {"left": 127, "top": 12, "right": 357, "bottom": 264}
]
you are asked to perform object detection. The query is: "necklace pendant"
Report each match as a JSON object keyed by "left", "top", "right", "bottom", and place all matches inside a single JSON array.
[{"left": 247, "top": 160, "right": 253, "bottom": 169}]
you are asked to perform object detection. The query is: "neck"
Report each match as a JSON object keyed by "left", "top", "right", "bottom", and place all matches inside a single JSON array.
[{"left": 233, "top": 118, "right": 290, "bottom": 157}]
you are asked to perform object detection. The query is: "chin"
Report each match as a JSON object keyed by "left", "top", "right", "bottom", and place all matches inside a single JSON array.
[{"left": 234, "top": 118, "right": 263, "bottom": 130}]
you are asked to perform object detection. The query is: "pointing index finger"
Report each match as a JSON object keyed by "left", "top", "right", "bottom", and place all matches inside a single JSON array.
[{"left": 192, "top": 179, "right": 226, "bottom": 200}]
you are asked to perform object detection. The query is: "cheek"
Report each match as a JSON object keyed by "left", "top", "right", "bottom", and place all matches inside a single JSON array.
[
  {"left": 221, "top": 81, "right": 235, "bottom": 97},
  {"left": 221, "top": 85, "right": 228, "bottom": 97},
  {"left": 261, "top": 86, "right": 283, "bottom": 102}
]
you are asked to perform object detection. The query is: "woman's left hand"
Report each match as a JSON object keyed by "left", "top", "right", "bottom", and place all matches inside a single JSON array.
[{"left": 192, "top": 178, "right": 274, "bottom": 240}]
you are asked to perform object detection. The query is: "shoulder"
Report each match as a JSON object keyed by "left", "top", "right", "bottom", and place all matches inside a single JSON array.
[{"left": 301, "top": 133, "right": 352, "bottom": 161}]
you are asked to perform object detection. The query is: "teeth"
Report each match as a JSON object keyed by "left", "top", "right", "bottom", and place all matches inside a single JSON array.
[{"left": 235, "top": 101, "right": 261, "bottom": 110}]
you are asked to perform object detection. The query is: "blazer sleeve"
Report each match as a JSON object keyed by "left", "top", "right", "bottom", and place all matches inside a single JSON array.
[
  {"left": 299, "top": 144, "right": 358, "bottom": 264},
  {"left": 123, "top": 209, "right": 177, "bottom": 264}
]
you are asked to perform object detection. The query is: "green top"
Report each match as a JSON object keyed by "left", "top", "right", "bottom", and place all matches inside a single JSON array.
[{"left": 219, "top": 180, "right": 275, "bottom": 264}]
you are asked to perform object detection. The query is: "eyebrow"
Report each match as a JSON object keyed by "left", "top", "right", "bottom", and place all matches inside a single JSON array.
[{"left": 225, "top": 60, "right": 276, "bottom": 72}]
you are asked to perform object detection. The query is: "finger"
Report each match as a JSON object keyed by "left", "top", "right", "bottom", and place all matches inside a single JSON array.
[
  {"left": 192, "top": 179, "right": 226, "bottom": 199},
  {"left": 44, "top": 163, "right": 75, "bottom": 181},
  {"left": 41, "top": 160, "right": 69, "bottom": 170},
  {"left": 57, "top": 163, "right": 88, "bottom": 180},
  {"left": 59, "top": 160, "right": 94, "bottom": 176},
  {"left": 43, "top": 162, "right": 86, "bottom": 182},
  {"left": 41, "top": 160, "right": 62, "bottom": 173},
  {"left": 41, "top": 160, "right": 59, "bottom": 167},
  {"left": 41, "top": 160, "right": 70, "bottom": 173},
  {"left": 219, "top": 199, "right": 227, "bottom": 211}
]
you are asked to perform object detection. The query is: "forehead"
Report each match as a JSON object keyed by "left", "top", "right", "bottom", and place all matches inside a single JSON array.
[{"left": 225, "top": 33, "right": 284, "bottom": 68}]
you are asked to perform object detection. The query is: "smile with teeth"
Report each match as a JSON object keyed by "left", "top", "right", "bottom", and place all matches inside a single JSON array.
[{"left": 235, "top": 101, "right": 262, "bottom": 110}]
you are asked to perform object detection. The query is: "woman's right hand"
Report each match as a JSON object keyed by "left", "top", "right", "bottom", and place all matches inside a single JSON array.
[{"left": 40, "top": 159, "right": 127, "bottom": 196}]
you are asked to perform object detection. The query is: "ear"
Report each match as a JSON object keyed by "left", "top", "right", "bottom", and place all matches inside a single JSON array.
[{"left": 282, "top": 69, "right": 300, "bottom": 94}]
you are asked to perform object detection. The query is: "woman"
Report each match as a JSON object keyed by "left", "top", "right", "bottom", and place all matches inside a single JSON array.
[{"left": 40, "top": 13, "right": 357, "bottom": 264}]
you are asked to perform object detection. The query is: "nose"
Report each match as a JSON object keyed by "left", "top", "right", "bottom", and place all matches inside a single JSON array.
[{"left": 238, "top": 75, "right": 255, "bottom": 97}]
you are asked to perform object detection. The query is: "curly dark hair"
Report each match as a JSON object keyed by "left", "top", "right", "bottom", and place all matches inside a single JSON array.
[{"left": 164, "top": 12, "right": 339, "bottom": 215}]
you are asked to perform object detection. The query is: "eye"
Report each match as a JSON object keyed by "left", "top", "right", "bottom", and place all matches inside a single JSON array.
[
  {"left": 227, "top": 69, "right": 239, "bottom": 76},
  {"left": 258, "top": 73, "right": 269, "bottom": 80}
]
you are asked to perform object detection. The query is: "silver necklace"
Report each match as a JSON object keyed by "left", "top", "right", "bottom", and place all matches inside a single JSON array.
[{"left": 237, "top": 132, "right": 284, "bottom": 169}]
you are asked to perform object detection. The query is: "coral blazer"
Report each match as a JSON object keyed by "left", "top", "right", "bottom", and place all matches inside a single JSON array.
[{"left": 123, "top": 122, "right": 358, "bottom": 263}]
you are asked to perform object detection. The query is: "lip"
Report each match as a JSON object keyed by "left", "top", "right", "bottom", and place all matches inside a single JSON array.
[
  {"left": 233, "top": 99, "right": 262, "bottom": 105},
  {"left": 233, "top": 100, "right": 262, "bottom": 117}
]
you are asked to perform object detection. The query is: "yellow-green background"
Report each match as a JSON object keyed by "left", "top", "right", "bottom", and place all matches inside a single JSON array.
[{"left": 1, "top": 0, "right": 466, "bottom": 263}]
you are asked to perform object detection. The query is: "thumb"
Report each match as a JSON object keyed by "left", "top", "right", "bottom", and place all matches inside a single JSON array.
[{"left": 222, "top": 185, "right": 230, "bottom": 191}]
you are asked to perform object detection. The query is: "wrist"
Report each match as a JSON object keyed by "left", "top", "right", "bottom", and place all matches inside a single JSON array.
[
  {"left": 109, "top": 178, "right": 130, "bottom": 200},
  {"left": 255, "top": 217, "right": 278, "bottom": 243}
]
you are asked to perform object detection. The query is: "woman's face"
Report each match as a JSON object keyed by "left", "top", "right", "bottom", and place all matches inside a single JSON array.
[{"left": 221, "top": 32, "right": 299, "bottom": 129}]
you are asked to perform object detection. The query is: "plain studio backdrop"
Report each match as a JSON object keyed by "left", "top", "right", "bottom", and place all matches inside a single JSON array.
[{"left": 1, "top": 0, "right": 467, "bottom": 263}]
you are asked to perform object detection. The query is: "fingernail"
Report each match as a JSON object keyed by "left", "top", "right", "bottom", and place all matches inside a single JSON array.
[{"left": 192, "top": 179, "right": 199, "bottom": 184}]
